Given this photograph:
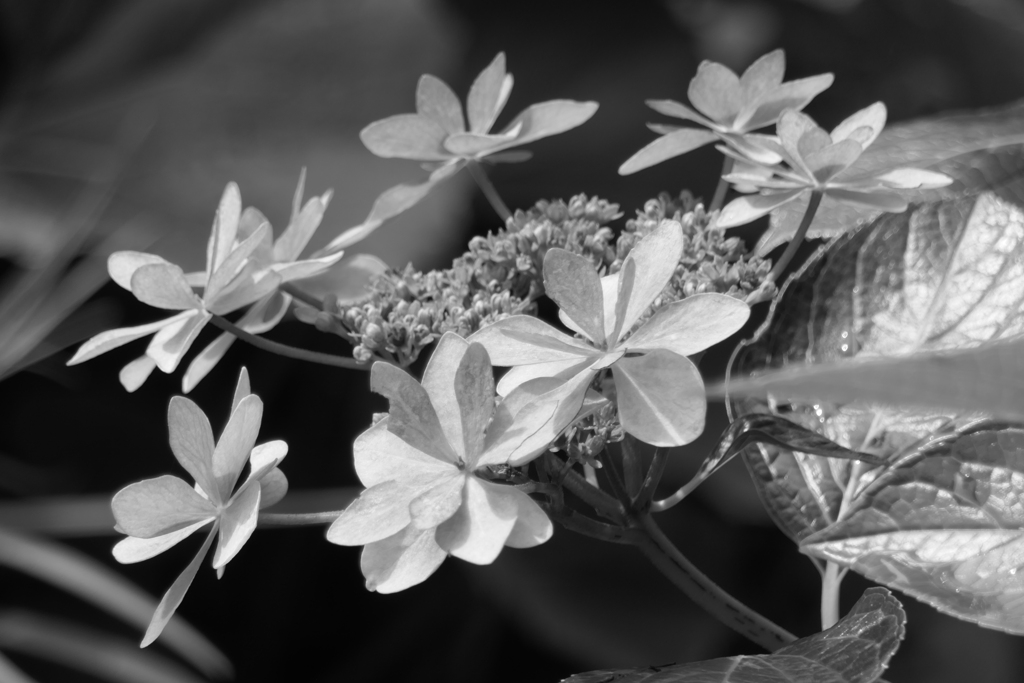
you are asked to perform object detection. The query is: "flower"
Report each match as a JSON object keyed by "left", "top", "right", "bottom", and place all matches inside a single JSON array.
[
  {"left": 110, "top": 368, "right": 287, "bottom": 646},
  {"left": 337, "top": 52, "right": 597, "bottom": 243},
  {"left": 327, "top": 332, "right": 591, "bottom": 593},
  {"left": 716, "top": 103, "right": 954, "bottom": 228},
  {"left": 619, "top": 49, "right": 834, "bottom": 174},
  {"left": 469, "top": 220, "right": 750, "bottom": 447},
  {"left": 67, "top": 183, "right": 285, "bottom": 390},
  {"left": 181, "top": 171, "right": 358, "bottom": 391}
]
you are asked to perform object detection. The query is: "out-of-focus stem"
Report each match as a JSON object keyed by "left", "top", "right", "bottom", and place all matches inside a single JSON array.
[
  {"left": 820, "top": 560, "right": 846, "bottom": 629},
  {"left": 467, "top": 160, "right": 513, "bottom": 224},
  {"left": 258, "top": 511, "right": 343, "bottom": 527},
  {"left": 709, "top": 156, "right": 735, "bottom": 213},
  {"left": 765, "top": 189, "right": 823, "bottom": 284}
]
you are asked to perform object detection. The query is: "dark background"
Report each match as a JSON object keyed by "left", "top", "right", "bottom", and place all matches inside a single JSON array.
[{"left": 1, "top": 0, "right": 1023, "bottom": 681}]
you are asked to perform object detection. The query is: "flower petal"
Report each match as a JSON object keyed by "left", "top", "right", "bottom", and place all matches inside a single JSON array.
[
  {"left": 688, "top": 60, "right": 743, "bottom": 124},
  {"left": 293, "top": 254, "right": 387, "bottom": 305},
  {"left": 738, "top": 49, "right": 785, "bottom": 108},
  {"left": 494, "top": 355, "right": 595, "bottom": 396},
  {"left": 444, "top": 127, "right": 521, "bottom": 156},
  {"left": 66, "top": 314, "right": 186, "bottom": 366},
  {"left": 455, "top": 343, "right": 495, "bottom": 463},
  {"left": 212, "top": 481, "right": 260, "bottom": 569},
  {"left": 146, "top": 310, "right": 209, "bottom": 373},
  {"left": 141, "top": 526, "right": 217, "bottom": 648},
  {"left": 623, "top": 293, "right": 750, "bottom": 356},
  {"left": 205, "top": 222, "right": 273, "bottom": 303},
  {"left": 739, "top": 73, "right": 834, "bottom": 131},
  {"left": 360, "top": 113, "right": 451, "bottom": 161},
  {"left": 167, "top": 397, "right": 218, "bottom": 499},
  {"left": 777, "top": 109, "right": 821, "bottom": 176},
  {"left": 720, "top": 131, "right": 785, "bottom": 165},
  {"left": 804, "top": 139, "right": 863, "bottom": 183},
  {"left": 249, "top": 440, "right": 288, "bottom": 478},
  {"left": 612, "top": 350, "right": 707, "bottom": 447},
  {"left": 409, "top": 472, "right": 466, "bottom": 529},
  {"left": 617, "top": 127, "right": 720, "bottom": 175},
  {"left": 611, "top": 219, "right": 684, "bottom": 345},
  {"left": 352, "top": 420, "right": 456, "bottom": 488},
  {"left": 416, "top": 74, "right": 465, "bottom": 134},
  {"left": 271, "top": 250, "right": 346, "bottom": 283},
  {"left": 206, "top": 183, "right": 241, "bottom": 281},
  {"left": 206, "top": 267, "right": 281, "bottom": 315},
  {"left": 543, "top": 248, "right": 606, "bottom": 345},
  {"left": 131, "top": 263, "right": 202, "bottom": 311},
  {"left": 872, "top": 167, "right": 953, "bottom": 189},
  {"left": 273, "top": 188, "right": 331, "bottom": 262},
  {"left": 371, "top": 362, "right": 459, "bottom": 463},
  {"left": 112, "top": 519, "right": 212, "bottom": 564},
  {"left": 257, "top": 467, "right": 288, "bottom": 509},
  {"left": 108, "top": 251, "right": 173, "bottom": 291},
  {"left": 824, "top": 187, "right": 908, "bottom": 212},
  {"left": 211, "top": 394, "right": 263, "bottom": 502},
  {"left": 716, "top": 189, "right": 804, "bottom": 228},
  {"left": 467, "top": 52, "right": 510, "bottom": 134},
  {"left": 112, "top": 475, "right": 216, "bottom": 538},
  {"left": 645, "top": 99, "right": 716, "bottom": 127},
  {"left": 361, "top": 525, "right": 447, "bottom": 593},
  {"left": 468, "top": 315, "right": 594, "bottom": 366},
  {"left": 421, "top": 332, "right": 471, "bottom": 461},
  {"left": 182, "top": 333, "right": 235, "bottom": 394},
  {"left": 120, "top": 354, "right": 157, "bottom": 392},
  {"left": 487, "top": 100, "right": 599, "bottom": 152},
  {"left": 328, "top": 480, "right": 422, "bottom": 546},
  {"left": 830, "top": 101, "right": 886, "bottom": 148},
  {"left": 435, "top": 477, "right": 517, "bottom": 564},
  {"left": 504, "top": 490, "right": 553, "bottom": 549}
]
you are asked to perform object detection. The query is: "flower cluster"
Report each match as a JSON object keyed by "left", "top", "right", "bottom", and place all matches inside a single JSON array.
[{"left": 312, "top": 195, "right": 622, "bottom": 365}]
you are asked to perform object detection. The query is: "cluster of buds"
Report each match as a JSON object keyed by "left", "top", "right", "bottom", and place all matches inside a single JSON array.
[
  {"left": 322, "top": 195, "right": 623, "bottom": 365},
  {"left": 613, "top": 192, "right": 771, "bottom": 324}
]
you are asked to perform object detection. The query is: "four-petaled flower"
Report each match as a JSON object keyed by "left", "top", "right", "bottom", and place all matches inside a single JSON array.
[
  {"left": 111, "top": 368, "right": 287, "bottom": 646},
  {"left": 327, "top": 332, "right": 591, "bottom": 593},
  {"left": 67, "top": 181, "right": 347, "bottom": 392},
  {"left": 340, "top": 52, "right": 598, "bottom": 245},
  {"left": 619, "top": 49, "right": 833, "bottom": 174},
  {"left": 469, "top": 220, "right": 750, "bottom": 447},
  {"left": 716, "top": 103, "right": 953, "bottom": 228}
]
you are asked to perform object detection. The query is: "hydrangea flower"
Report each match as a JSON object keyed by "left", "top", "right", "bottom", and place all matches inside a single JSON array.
[
  {"left": 619, "top": 49, "right": 834, "bottom": 174},
  {"left": 469, "top": 220, "right": 750, "bottom": 447},
  {"left": 716, "top": 103, "right": 953, "bottom": 228},
  {"left": 182, "top": 172, "right": 355, "bottom": 391},
  {"left": 327, "top": 332, "right": 593, "bottom": 593},
  {"left": 344, "top": 52, "right": 598, "bottom": 238},
  {"left": 110, "top": 368, "right": 287, "bottom": 646}
]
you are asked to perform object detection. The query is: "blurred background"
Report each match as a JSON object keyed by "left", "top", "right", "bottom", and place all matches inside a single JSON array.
[{"left": 1, "top": 0, "right": 1023, "bottom": 681}]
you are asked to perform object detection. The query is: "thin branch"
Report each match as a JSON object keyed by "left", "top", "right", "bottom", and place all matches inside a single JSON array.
[
  {"left": 467, "top": 160, "right": 512, "bottom": 224},
  {"left": 258, "top": 511, "right": 343, "bottom": 528},
  {"left": 208, "top": 314, "right": 372, "bottom": 371},
  {"left": 279, "top": 282, "right": 324, "bottom": 310},
  {"left": 631, "top": 513, "right": 797, "bottom": 651},
  {"left": 765, "top": 189, "right": 823, "bottom": 285},
  {"left": 709, "top": 155, "right": 735, "bottom": 213},
  {"left": 634, "top": 447, "right": 668, "bottom": 510}
]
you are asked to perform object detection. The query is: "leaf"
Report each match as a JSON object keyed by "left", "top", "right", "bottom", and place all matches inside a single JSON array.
[
  {"left": 727, "top": 191, "right": 1024, "bottom": 541},
  {"left": 562, "top": 587, "right": 904, "bottom": 683},
  {"left": 762, "top": 99, "right": 1024, "bottom": 254},
  {"left": 0, "top": 527, "right": 230, "bottom": 677},
  {"left": 803, "top": 422, "right": 1024, "bottom": 634}
]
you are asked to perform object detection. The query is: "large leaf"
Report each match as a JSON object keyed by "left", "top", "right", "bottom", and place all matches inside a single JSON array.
[
  {"left": 802, "top": 421, "right": 1024, "bottom": 635},
  {"left": 760, "top": 98, "right": 1024, "bottom": 254},
  {"left": 728, "top": 190, "right": 1024, "bottom": 542},
  {"left": 562, "top": 587, "right": 904, "bottom": 683}
]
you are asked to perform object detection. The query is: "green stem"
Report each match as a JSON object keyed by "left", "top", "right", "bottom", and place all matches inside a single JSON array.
[
  {"left": 620, "top": 435, "right": 645, "bottom": 500},
  {"left": 820, "top": 561, "right": 845, "bottom": 629},
  {"left": 208, "top": 314, "right": 372, "bottom": 371},
  {"left": 709, "top": 156, "right": 735, "bottom": 213},
  {"left": 279, "top": 282, "right": 324, "bottom": 310},
  {"left": 765, "top": 189, "right": 823, "bottom": 285},
  {"left": 558, "top": 464, "right": 627, "bottom": 523},
  {"left": 632, "top": 514, "right": 797, "bottom": 651},
  {"left": 633, "top": 447, "right": 667, "bottom": 509},
  {"left": 257, "top": 511, "right": 343, "bottom": 528},
  {"left": 467, "top": 161, "right": 512, "bottom": 224}
]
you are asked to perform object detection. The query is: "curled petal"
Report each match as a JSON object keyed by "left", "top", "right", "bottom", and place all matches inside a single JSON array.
[
  {"left": 504, "top": 491, "right": 553, "bottom": 549},
  {"left": 873, "top": 167, "right": 953, "bottom": 189},
  {"left": 444, "top": 127, "right": 521, "bottom": 156},
  {"left": 257, "top": 468, "right": 288, "bottom": 509},
  {"left": 646, "top": 99, "right": 716, "bottom": 127},
  {"left": 360, "top": 524, "right": 447, "bottom": 593},
  {"left": 146, "top": 310, "right": 209, "bottom": 374},
  {"left": 830, "top": 101, "right": 887, "bottom": 148},
  {"left": 494, "top": 356, "right": 593, "bottom": 397},
  {"left": 108, "top": 252, "right": 172, "bottom": 291},
  {"left": 113, "top": 519, "right": 212, "bottom": 564},
  {"left": 249, "top": 440, "right": 289, "bottom": 480},
  {"left": 120, "top": 355, "right": 157, "bottom": 392}
]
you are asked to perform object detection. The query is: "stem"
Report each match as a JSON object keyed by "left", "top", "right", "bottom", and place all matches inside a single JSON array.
[
  {"left": 620, "top": 435, "right": 644, "bottom": 499},
  {"left": 258, "top": 511, "right": 343, "bottom": 528},
  {"left": 558, "top": 465, "right": 627, "bottom": 523},
  {"left": 548, "top": 508, "right": 639, "bottom": 545},
  {"left": 208, "top": 314, "right": 372, "bottom": 371},
  {"left": 634, "top": 447, "right": 667, "bottom": 509},
  {"left": 709, "top": 156, "right": 734, "bottom": 213},
  {"left": 820, "top": 561, "right": 845, "bottom": 629},
  {"left": 279, "top": 282, "right": 324, "bottom": 310},
  {"left": 765, "top": 189, "right": 823, "bottom": 285},
  {"left": 632, "top": 513, "right": 797, "bottom": 651},
  {"left": 467, "top": 161, "right": 512, "bottom": 224}
]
